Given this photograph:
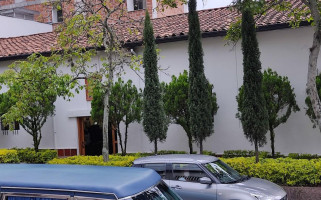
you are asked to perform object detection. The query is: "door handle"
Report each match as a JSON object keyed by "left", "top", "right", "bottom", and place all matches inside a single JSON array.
[{"left": 171, "top": 185, "right": 182, "bottom": 190}]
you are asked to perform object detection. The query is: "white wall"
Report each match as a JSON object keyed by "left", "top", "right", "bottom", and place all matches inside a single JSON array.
[
  {"left": 0, "top": 15, "right": 52, "bottom": 38},
  {"left": 0, "top": 25, "right": 320, "bottom": 155}
]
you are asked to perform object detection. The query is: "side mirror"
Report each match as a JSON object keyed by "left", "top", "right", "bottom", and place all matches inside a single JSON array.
[{"left": 199, "top": 177, "right": 212, "bottom": 185}]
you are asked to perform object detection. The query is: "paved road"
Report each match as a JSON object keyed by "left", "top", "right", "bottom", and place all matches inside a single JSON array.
[{"left": 283, "top": 186, "right": 321, "bottom": 200}]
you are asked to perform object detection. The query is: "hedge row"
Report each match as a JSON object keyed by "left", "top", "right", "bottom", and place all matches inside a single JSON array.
[
  {"left": 48, "top": 155, "right": 139, "bottom": 167},
  {"left": 221, "top": 157, "right": 321, "bottom": 186},
  {"left": 15, "top": 148, "right": 57, "bottom": 163},
  {"left": 0, "top": 148, "right": 57, "bottom": 163}
]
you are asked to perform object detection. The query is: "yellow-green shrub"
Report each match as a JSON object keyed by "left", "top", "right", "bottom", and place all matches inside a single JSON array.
[
  {"left": 221, "top": 157, "right": 321, "bottom": 186},
  {"left": 48, "top": 155, "right": 139, "bottom": 167},
  {"left": 0, "top": 149, "right": 19, "bottom": 163}
]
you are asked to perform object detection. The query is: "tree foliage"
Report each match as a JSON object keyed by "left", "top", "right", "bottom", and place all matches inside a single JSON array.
[
  {"left": 238, "top": 68, "right": 299, "bottom": 157},
  {"left": 163, "top": 70, "right": 218, "bottom": 154},
  {"left": 143, "top": 11, "right": 168, "bottom": 154},
  {"left": 54, "top": 0, "right": 142, "bottom": 161},
  {"left": 0, "top": 54, "right": 74, "bottom": 151},
  {"left": 263, "top": 69, "right": 299, "bottom": 157},
  {"left": 237, "top": 0, "right": 269, "bottom": 163},
  {"left": 91, "top": 78, "right": 142, "bottom": 156},
  {"left": 188, "top": 0, "right": 215, "bottom": 154}
]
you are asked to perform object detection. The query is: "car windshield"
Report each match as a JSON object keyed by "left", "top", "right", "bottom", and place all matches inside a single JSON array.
[
  {"left": 122, "top": 181, "right": 182, "bottom": 200},
  {"left": 204, "top": 160, "right": 243, "bottom": 184}
]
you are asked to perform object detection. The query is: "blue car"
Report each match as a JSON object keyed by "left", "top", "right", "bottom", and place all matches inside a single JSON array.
[{"left": 0, "top": 164, "right": 182, "bottom": 200}]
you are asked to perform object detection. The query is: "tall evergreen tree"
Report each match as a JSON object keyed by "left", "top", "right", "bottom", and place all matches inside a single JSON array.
[
  {"left": 237, "top": 0, "right": 269, "bottom": 163},
  {"left": 188, "top": 0, "right": 214, "bottom": 154},
  {"left": 143, "top": 11, "right": 168, "bottom": 154}
]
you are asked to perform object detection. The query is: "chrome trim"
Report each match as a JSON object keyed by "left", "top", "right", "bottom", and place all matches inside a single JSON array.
[
  {"left": 1, "top": 192, "right": 71, "bottom": 200},
  {"left": 1, "top": 187, "right": 117, "bottom": 198}
]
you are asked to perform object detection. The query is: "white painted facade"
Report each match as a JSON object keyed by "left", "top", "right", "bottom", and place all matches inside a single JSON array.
[
  {"left": 0, "top": 25, "right": 321, "bottom": 155},
  {"left": 0, "top": 15, "right": 52, "bottom": 38}
]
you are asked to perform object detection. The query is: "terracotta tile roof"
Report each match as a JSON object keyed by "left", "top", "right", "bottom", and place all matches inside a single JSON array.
[{"left": 0, "top": 0, "right": 306, "bottom": 60}]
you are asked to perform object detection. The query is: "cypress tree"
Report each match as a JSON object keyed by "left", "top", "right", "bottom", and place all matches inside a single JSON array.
[
  {"left": 188, "top": 0, "right": 214, "bottom": 154},
  {"left": 238, "top": 0, "right": 269, "bottom": 163},
  {"left": 142, "top": 11, "right": 167, "bottom": 154}
]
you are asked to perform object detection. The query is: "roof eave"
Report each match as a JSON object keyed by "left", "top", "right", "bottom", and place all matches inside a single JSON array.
[{"left": 0, "top": 21, "right": 311, "bottom": 62}]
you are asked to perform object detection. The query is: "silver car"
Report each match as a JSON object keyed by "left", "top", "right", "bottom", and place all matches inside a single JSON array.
[{"left": 133, "top": 154, "right": 287, "bottom": 200}]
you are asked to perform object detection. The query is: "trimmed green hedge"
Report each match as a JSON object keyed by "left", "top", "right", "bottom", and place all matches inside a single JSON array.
[
  {"left": 48, "top": 155, "right": 138, "bottom": 167},
  {"left": 221, "top": 157, "right": 321, "bottom": 186},
  {"left": 16, "top": 148, "right": 57, "bottom": 163},
  {"left": 0, "top": 149, "right": 19, "bottom": 163}
]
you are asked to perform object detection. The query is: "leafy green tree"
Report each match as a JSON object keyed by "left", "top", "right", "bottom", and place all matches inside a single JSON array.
[
  {"left": 188, "top": 0, "right": 214, "bottom": 154},
  {"left": 263, "top": 69, "right": 299, "bottom": 157},
  {"left": 163, "top": 70, "right": 218, "bottom": 154},
  {"left": 143, "top": 11, "right": 168, "bottom": 154},
  {"left": 54, "top": 0, "right": 142, "bottom": 161},
  {"left": 0, "top": 54, "right": 73, "bottom": 152},
  {"left": 238, "top": 68, "right": 299, "bottom": 157},
  {"left": 227, "top": 0, "right": 321, "bottom": 131},
  {"left": 91, "top": 78, "right": 142, "bottom": 156},
  {"left": 237, "top": 0, "right": 269, "bottom": 163}
]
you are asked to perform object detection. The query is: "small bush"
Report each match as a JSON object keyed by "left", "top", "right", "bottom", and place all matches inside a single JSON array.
[
  {"left": 0, "top": 149, "right": 20, "bottom": 163},
  {"left": 222, "top": 150, "right": 284, "bottom": 158},
  {"left": 16, "top": 148, "right": 57, "bottom": 163},
  {"left": 48, "top": 155, "right": 138, "bottom": 167},
  {"left": 222, "top": 157, "right": 321, "bottom": 186},
  {"left": 288, "top": 153, "right": 319, "bottom": 160}
]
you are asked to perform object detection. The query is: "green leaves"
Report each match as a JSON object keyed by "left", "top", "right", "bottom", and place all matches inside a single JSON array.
[
  {"left": 163, "top": 70, "right": 218, "bottom": 154},
  {"left": 91, "top": 78, "right": 142, "bottom": 155},
  {"left": 0, "top": 53, "right": 75, "bottom": 151}
]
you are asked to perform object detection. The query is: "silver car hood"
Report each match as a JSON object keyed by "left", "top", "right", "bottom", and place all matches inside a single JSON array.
[{"left": 233, "top": 177, "right": 286, "bottom": 198}]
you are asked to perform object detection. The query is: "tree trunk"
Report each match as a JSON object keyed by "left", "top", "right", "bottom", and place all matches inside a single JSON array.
[
  {"left": 33, "top": 133, "right": 39, "bottom": 152},
  {"left": 154, "top": 138, "right": 158, "bottom": 154},
  {"left": 117, "top": 123, "right": 124, "bottom": 156},
  {"left": 182, "top": 125, "right": 193, "bottom": 154},
  {"left": 102, "top": 91, "right": 110, "bottom": 161},
  {"left": 304, "top": 0, "right": 321, "bottom": 131},
  {"left": 255, "top": 140, "right": 259, "bottom": 163},
  {"left": 270, "top": 126, "right": 275, "bottom": 158},
  {"left": 124, "top": 123, "right": 128, "bottom": 156},
  {"left": 199, "top": 139, "right": 203, "bottom": 154}
]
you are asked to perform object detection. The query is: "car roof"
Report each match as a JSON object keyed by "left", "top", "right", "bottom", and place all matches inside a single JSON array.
[
  {"left": 0, "top": 164, "right": 160, "bottom": 199},
  {"left": 133, "top": 154, "right": 219, "bottom": 165}
]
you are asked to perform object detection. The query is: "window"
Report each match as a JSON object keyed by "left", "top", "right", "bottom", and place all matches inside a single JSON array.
[
  {"left": 1, "top": 120, "right": 19, "bottom": 135},
  {"left": 171, "top": 163, "right": 209, "bottom": 183},
  {"left": 52, "top": 3, "right": 63, "bottom": 23},
  {"left": 144, "top": 163, "right": 167, "bottom": 179},
  {"left": 134, "top": 0, "right": 146, "bottom": 10},
  {"left": 127, "top": 0, "right": 146, "bottom": 11},
  {"left": 85, "top": 79, "right": 93, "bottom": 101}
]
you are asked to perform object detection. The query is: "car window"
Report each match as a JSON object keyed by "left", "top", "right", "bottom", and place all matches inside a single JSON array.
[
  {"left": 144, "top": 163, "right": 167, "bottom": 179},
  {"left": 171, "top": 163, "right": 209, "bottom": 183},
  {"left": 122, "top": 181, "right": 181, "bottom": 200}
]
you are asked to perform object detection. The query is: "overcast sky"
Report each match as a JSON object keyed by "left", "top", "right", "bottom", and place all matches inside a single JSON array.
[{"left": 197, "top": 0, "right": 233, "bottom": 9}]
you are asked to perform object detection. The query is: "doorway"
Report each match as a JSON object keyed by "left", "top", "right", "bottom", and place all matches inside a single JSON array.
[{"left": 77, "top": 117, "right": 118, "bottom": 156}]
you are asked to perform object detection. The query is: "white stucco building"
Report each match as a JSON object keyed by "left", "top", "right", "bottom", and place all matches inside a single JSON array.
[{"left": 0, "top": 0, "right": 320, "bottom": 156}]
